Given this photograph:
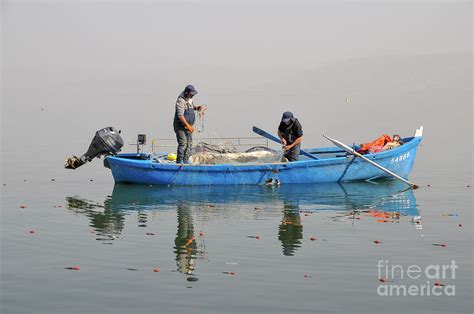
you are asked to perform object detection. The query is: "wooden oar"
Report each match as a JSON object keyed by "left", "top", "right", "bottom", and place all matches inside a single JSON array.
[
  {"left": 323, "top": 134, "right": 418, "bottom": 189},
  {"left": 253, "top": 126, "right": 318, "bottom": 160}
]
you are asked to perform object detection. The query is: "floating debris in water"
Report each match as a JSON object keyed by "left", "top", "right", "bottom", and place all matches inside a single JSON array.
[
  {"left": 432, "top": 243, "right": 447, "bottom": 247},
  {"left": 373, "top": 240, "right": 382, "bottom": 244},
  {"left": 309, "top": 237, "right": 317, "bottom": 241},
  {"left": 51, "top": 179, "right": 55, "bottom": 181},
  {"left": 187, "top": 277, "right": 199, "bottom": 282},
  {"left": 199, "top": 231, "right": 204, "bottom": 237},
  {"left": 458, "top": 224, "right": 462, "bottom": 227},
  {"left": 127, "top": 268, "right": 138, "bottom": 271},
  {"left": 304, "top": 273, "right": 312, "bottom": 278},
  {"left": 442, "top": 214, "right": 459, "bottom": 217},
  {"left": 29, "top": 230, "right": 35, "bottom": 234},
  {"left": 90, "top": 179, "right": 93, "bottom": 182},
  {"left": 376, "top": 219, "right": 390, "bottom": 223},
  {"left": 19, "top": 205, "right": 27, "bottom": 209},
  {"left": 247, "top": 236, "right": 260, "bottom": 239},
  {"left": 222, "top": 271, "right": 236, "bottom": 276},
  {"left": 254, "top": 207, "right": 261, "bottom": 211},
  {"left": 434, "top": 281, "right": 445, "bottom": 287},
  {"left": 146, "top": 232, "right": 155, "bottom": 236},
  {"left": 153, "top": 268, "right": 161, "bottom": 273},
  {"left": 207, "top": 205, "right": 215, "bottom": 208},
  {"left": 65, "top": 266, "right": 80, "bottom": 271}
]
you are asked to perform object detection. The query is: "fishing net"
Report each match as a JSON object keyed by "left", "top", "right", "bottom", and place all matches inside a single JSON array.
[{"left": 189, "top": 142, "right": 284, "bottom": 165}]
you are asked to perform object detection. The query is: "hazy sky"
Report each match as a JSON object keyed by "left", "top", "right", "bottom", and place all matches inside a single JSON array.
[{"left": 1, "top": 0, "right": 472, "bottom": 179}]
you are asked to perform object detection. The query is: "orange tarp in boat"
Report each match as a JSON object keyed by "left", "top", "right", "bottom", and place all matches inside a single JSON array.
[{"left": 357, "top": 135, "right": 392, "bottom": 154}]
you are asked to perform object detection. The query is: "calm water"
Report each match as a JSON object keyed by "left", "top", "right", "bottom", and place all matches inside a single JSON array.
[
  {"left": 2, "top": 1, "right": 472, "bottom": 313},
  {"left": 1, "top": 174, "right": 472, "bottom": 313}
]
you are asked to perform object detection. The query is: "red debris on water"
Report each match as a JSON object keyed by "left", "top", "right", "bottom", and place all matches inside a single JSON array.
[
  {"left": 153, "top": 268, "right": 160, "bottom": 273},
  {"left": 20, "top": 205, "right": 27, "bottom": 209},
  {"left": 310, "top": 237, "right": 317, "bottom": 241},
  {"left": 199, "top": 232, "right": 204, "bottom": 237},
  {"left": 432, "top": 243, "right": 447, "bottom": 247},
  {"left": 379, "top": 277, "right": 386, "bottom": 283},
  {"left": 65, "top": 266, "right": 80, "bottom": 271},
  {"left": 223, "top": 271, "right": 236, "bottom": 275},
  {"left": 373, "top": 240, "right": 382, "bottom": 244},
  {"left": 246, "top": 235, "right": 261, "bottom": 239},
  {"left": 434, "top": 281, "right": 445, "bottom": 287}
]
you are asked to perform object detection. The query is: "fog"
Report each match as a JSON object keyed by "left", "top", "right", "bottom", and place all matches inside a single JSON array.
[{"left": 1, "top": 0, "right": 472, "bottom": 180}]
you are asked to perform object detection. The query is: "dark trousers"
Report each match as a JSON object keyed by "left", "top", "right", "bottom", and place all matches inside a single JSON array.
[
  {"left": 174, "top": 127, "right": 193, "bottom": 163},
  {"left": 284, "top": 143, "right": 301, "bottom": 162}
]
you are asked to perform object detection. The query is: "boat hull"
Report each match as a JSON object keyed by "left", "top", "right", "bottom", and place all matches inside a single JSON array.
[{"left": 105, "top": 137, "right": 422, "bottom": 186}]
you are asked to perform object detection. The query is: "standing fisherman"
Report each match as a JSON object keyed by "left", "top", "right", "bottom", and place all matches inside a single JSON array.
[
  {"left": 173, "top": 85, "right": 207, "bottom": 164},
  {"left": 277, "top": 111, "right": 303, "bottom": 162}
]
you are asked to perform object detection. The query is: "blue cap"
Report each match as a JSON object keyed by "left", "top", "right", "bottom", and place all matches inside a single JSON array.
[
  {"left": 184, "top": 84, "right": 198, "bottom": 96},
  {"left": 281, "top": 111, "right": 294, "bottom": 124}
]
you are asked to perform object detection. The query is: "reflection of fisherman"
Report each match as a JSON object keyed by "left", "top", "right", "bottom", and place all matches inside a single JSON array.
[
  {"left": 278, "top": 112, "right": 303, "bottom": 162},
  {"left": 173, "top": 85, "right": 207, "bottom": 164},
  {"left": 278, "top": 203, "right": 303, "bottom": 256},
  {"left": 174, "top": 202, "right": 197, "bottom": 275}
]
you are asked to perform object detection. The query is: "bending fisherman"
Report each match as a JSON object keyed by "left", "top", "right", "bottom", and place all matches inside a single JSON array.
[{"left": 277, "top": 111, "right": 303, "bottom": 162}]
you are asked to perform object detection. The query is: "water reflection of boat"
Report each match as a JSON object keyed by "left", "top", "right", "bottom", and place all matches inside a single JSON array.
[
  {"left": 106, "top": 180, "right": 419, "bottom": 216},
  {"left": 67, "top": 180, "right": 419, "bottom": 262}
]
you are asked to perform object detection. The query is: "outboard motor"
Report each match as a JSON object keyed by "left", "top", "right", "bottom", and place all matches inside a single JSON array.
[{"left": 65, "top": 127, "right": 124, "bottom": 169}]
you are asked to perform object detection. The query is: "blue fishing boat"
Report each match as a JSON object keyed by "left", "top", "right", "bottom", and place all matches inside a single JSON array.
[{"left": 103, "top": 127, "right": 423, "bottom": 186}]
